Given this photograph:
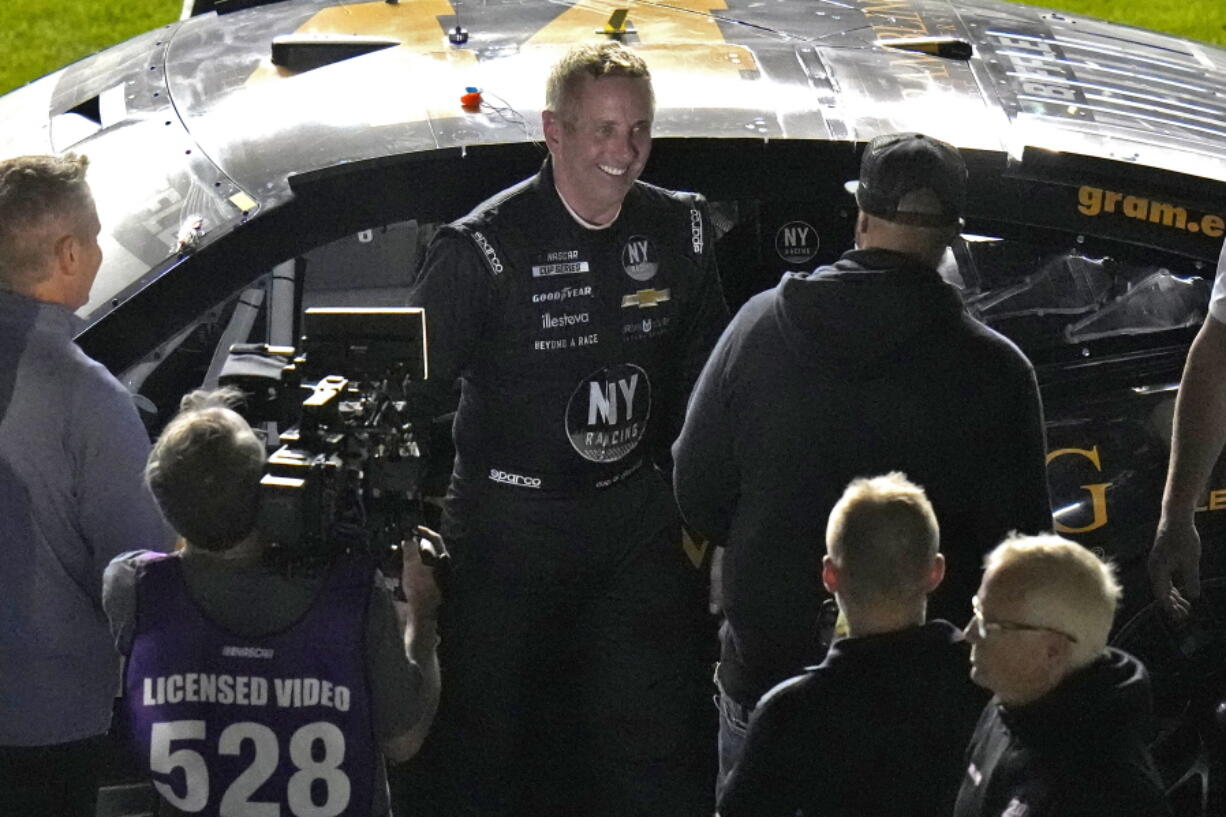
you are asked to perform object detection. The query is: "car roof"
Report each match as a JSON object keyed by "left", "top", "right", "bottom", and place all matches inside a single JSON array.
[{"left": 2, "top": 0, "right": 1225, "bottom": 340}]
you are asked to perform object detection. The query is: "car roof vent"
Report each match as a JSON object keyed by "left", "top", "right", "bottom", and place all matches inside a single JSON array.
[
  {"left": 877, "top": 37, "right": 973, "bottom": 61},
  {"left": 270, "top": 34, "right": 400, "bottom": 73},
  {"left": 67, "top": 95, "right": 102, "bottom": 125}
]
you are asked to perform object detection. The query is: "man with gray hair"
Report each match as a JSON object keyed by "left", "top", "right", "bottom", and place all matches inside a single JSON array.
[
  {"left": 0, "top": 154, "right": 172, "bottom": 815},
  {"left": 718, "top": 473, "right": 987, "bottom": 817},
  {"left": 102, "top": 389, "right": 442, "bottom": 816},
  {"left": 955, "top": 534, "right": 1170, "bottom": 817}
]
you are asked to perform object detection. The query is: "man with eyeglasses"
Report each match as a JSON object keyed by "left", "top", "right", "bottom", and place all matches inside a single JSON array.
[{"left": 954, "top": 534, "right": 1170, "bottom": 817}]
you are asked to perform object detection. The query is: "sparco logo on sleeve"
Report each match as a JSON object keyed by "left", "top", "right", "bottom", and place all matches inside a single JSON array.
[
  {"left": 471, "top": 230, "right": 504, "bottom": 275},
  {"left": 691, "top": 208, "right": 703, "bottom": 254},
  {"left": 621, "top": 236, "right": 659, "bottom": 282},
  {"left": 565, "top": 363, "right": 651, "bottom": 462}
]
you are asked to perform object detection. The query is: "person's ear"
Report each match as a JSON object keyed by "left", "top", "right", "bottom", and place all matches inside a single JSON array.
[
  {"left": 856, "top": 211, "right": 870, "bottom": 235},
  {"left": 822, "top": 554, "right": 840, "bottom": 595},
  {"left": 1041, "top": 632, "right": 1073, "bottom": 678},
  {"left": 542, "top": 110, "right": 562, "bottom": 152},
  {"left": 52, "top": 231, "right": 79, "bottom": 275},
  {"left": 923, "top": 553, "right": 946, "bottom": 594},
  {"left": 853, "top": 211, "right": 871, "bottom": 249}
]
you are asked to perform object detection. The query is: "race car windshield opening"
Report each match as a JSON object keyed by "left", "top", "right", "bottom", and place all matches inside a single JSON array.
[{"left": 952, "top": 235, "right": 1210, "bottom": 352}]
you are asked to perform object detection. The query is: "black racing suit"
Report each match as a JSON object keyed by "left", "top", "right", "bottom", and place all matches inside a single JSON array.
[{"left": 402, "top": 159, "right": 728, "bottom": 817}]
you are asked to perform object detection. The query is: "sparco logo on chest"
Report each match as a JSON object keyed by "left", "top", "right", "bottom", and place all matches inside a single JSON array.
[
  {"left": 621, "top": 236, "right": 659, "bottom": 282},
  {"left": 565, "top": 363, "right": 652, "bottom": 463}
]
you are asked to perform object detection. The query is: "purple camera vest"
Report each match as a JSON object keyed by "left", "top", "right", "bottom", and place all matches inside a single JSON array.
[{"left": 122, "top": 554, "right": 378, "bottom": 817}]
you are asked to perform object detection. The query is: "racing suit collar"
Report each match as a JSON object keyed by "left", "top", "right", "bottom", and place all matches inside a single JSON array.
[{"left": 540, "top": 156, "right": 622, "bottom": 231}]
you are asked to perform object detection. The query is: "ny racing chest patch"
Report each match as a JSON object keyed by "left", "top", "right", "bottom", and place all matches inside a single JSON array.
[{"left": 566, "top": 363, "right": 651, "bottom": 463}]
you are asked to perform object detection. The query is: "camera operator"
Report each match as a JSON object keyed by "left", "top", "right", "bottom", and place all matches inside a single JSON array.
[{"left": 102, "top": 388, "right": 441, "bottom": 816}]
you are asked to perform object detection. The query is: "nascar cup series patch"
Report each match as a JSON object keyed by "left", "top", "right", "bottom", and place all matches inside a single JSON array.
[
  {"left": 566, "top": 363, "right": 651, "bottom": 462},
  {"left": 621, "top": 235, "right": 659, "bottom": 281}
]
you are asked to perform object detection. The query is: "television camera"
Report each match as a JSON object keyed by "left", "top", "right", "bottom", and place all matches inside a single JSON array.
[{"left": 219, "top": 306, "right": 445, "bottom": 571}]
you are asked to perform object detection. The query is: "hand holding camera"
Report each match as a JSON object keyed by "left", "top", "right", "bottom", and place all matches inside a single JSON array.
[{"left": 401, "top": 525, "right": 447, "bottom": 622}]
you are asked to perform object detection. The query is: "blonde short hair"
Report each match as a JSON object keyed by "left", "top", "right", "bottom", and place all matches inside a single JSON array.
[
  {"left": 545, "top": 42, "right": 653, "bottom": 128},
  {"left": 983, "top": 534, "right": 1121, "bottom": 667},
  {"left": 825, "top": 472, "right": 939, "bottom": 603}
]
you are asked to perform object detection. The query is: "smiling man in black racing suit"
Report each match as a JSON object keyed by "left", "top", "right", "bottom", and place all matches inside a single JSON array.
[{"left": 401, "top": 42, "right": 728, "bottom": 817}]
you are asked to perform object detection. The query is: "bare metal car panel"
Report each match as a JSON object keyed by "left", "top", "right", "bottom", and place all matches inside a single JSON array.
[{"left": 3, "top": 0, "right": 1226, "bottom": 329}]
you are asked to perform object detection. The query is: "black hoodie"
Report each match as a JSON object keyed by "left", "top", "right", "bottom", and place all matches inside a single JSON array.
[
  {"left": 953, "top": 647, "right": 1171, "bottom": 817},
  {"left": 673, "top": 248, "right": 1053, "bottom": 707}
]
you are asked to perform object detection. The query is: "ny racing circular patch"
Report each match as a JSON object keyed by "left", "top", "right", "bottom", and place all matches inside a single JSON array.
[{"left": 565, "top": 363, "right": 652, "bottom": 462}]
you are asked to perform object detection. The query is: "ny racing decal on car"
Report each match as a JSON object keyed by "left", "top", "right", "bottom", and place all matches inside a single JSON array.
[
  {"left": 566, "top": 363, "right": 651, "bottom": 462},
  {"left": 775, "top": 221, "right": 819, "bottom": 265}
]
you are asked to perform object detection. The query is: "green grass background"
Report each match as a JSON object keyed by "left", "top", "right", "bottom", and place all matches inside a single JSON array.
[{"left": 1, "top": 0, "right": 1224, "bottom": 96}]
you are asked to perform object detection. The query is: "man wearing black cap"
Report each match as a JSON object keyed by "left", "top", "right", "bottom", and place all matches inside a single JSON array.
[{"left": 673, "top": 132, "right": 1052, "bottom": 790}]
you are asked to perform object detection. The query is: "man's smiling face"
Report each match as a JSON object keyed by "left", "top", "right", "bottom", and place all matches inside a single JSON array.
[{"left": 544, "top": 74, "right": 653, "bottom": 225}]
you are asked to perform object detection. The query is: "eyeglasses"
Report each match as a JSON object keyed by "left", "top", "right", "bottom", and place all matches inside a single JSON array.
[{"left": 969, "top": 596, "right": 1079, "bottom": 643}]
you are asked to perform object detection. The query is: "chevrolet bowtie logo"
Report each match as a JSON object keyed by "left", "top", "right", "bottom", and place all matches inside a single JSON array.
[{"left": 621, "top": 288, "right": 670, "bottom": 308}]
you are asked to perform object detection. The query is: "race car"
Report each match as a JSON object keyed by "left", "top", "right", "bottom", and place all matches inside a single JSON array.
[{"left": 3, "top": 0, "right": 1226, "bottom": 811}]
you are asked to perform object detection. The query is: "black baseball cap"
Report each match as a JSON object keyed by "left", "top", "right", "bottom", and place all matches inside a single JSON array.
[{"left": 846, "top": 133, "right": 966, "bottom": 228}]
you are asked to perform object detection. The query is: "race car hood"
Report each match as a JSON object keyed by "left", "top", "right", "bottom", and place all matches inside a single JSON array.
[
  {"left": 1, "top": 0, "right": 1225, "bottom": 330},
  {"left": 772, "top": 248, "right": 968, "bottom": 375}
]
